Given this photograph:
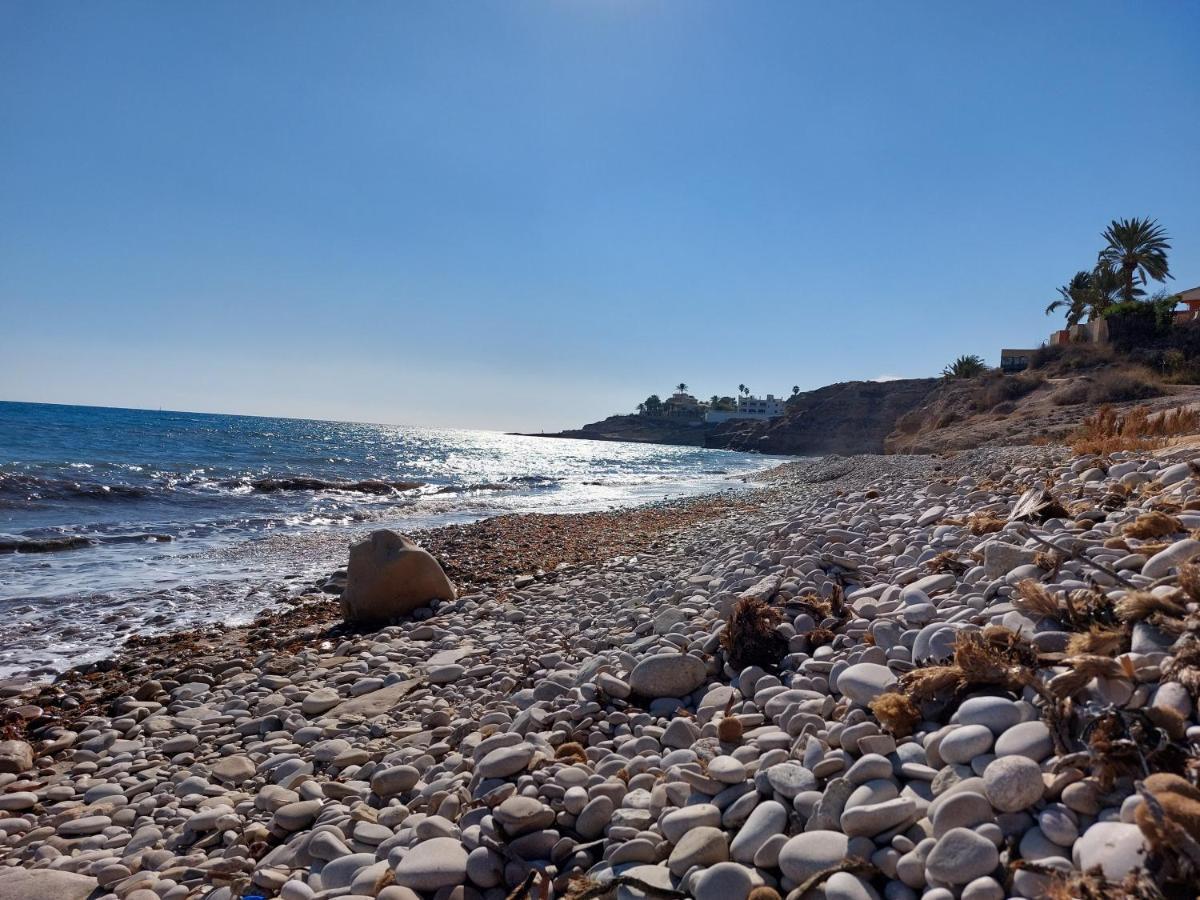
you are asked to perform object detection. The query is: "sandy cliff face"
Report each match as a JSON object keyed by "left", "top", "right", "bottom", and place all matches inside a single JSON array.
[{"left": 708, "top": 379, "right": 939, "bottom": 455}]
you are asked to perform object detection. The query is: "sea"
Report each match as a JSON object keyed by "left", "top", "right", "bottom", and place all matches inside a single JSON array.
[{"left": 0, "top": 401, "right": 777, "bottom": 677}]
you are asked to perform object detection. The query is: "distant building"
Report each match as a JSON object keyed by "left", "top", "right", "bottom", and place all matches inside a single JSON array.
[
  {"left": 1173, "top": 286, "right": 1200, "bottom": 325},
  {"left": 705, "top": 394, "right": 786, "bottom": 424},
  {"left": 999, "top": 349, "right": 1037, "bottom": 373},
  {"left": 661, "top": 392, "right": 706, "bottom": 419}
]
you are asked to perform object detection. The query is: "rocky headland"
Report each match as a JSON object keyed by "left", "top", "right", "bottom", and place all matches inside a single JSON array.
[{"left": 4, "top": 449, "right": 1200, "bottom": 900}]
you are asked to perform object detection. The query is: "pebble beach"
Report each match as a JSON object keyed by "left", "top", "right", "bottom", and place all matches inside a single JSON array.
[{"left": 4, "top": 447, "right": 1200, "bottom": 900}]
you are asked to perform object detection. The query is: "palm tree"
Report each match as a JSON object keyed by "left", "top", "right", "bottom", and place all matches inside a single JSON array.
[
  {"left": 676, "top": 382, "right": 688, "bottom": 394},
  {"left": 737, "top": 384, "right": 748, "bottom": 397},
  {"left": 1045, "top": 271, "right": 1097, "bottom": 327},
  {"left": 636, "top": 402, "right": 646, "bottom": 415},
  {"left": 792, "top": 385, "right": 800, "bottom": 396},
  {"left": 1098, "top": 217, "right": 1172, "bottom": 303},
  {"left": 942, "top": 355, "right": 987, "bottom": 379},
  {"left": 709, "top": 395, "right": 720, "bottom": 408}
]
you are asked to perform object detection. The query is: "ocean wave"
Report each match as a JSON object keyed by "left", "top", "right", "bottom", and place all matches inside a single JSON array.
[
  {"left": 237, "top": 477, "right": 425, "bottom": 494},
  {"left": 0, "top": 472, "right": 151, "bottom": 503},
  {"left": 0, "top": 532, "right": 173, "bottom": 554}
]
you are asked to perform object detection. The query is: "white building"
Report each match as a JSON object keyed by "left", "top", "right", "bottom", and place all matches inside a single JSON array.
[{"left": 704, "top": 394, "right": 786, "bottom": 424}]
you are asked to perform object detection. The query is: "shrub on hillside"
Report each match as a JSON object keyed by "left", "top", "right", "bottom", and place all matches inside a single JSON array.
[
  {"left": 1069, "top": 404, "right": 1200, "bottom": 455},
  {"left": 1052, "top": 380, "right": 1090, "bottom": 406},
  {"left": 973, "top": 372, "right": 1044, "bottom": 410},
  {"left": 1029, "top": 343, "right": 1115, "bottom": 372},
  {"left": 1085, "top": 369, "right": 1162, "bottom": 404}
]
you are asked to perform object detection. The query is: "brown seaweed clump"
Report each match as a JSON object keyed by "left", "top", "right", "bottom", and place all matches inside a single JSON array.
[
  {"left": 870, "top": 691, "right": 921, "bottom": 737},
  {"left": 1124, "top": 511, "right": 1184, "bottom": 540},
  {"left": 721, "top": 595, "right": 787, "bottom": 672}
]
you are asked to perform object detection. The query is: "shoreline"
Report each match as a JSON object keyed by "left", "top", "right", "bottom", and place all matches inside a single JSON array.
[{"left": 7, "top": 445, "right": 1200, "bottom": 899}]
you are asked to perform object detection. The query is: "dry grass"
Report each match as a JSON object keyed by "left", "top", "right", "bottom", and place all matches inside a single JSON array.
[{"left": 1070, "top": 404, "right": 1200, "bottom": 455}]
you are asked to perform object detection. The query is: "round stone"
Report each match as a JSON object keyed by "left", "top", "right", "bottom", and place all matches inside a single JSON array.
[
  {"left": 779, "top": 831, "right": 849, "bottom": 882},
  {"left": 924, "top": 827, "right": 1000, "bottom": 884},
  {"left": 629, "top": 653, "right": 708, "bottom": 698},
  {"left": 393, "top": 837, "right": 469, "bottom": 890},
  {"left": 982, "top": 756, "right": 1044, "bottom": 812}
]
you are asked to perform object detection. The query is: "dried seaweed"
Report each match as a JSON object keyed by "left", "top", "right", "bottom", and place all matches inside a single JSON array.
[
  {"left": 967, "top": 513, "right": 1007, "bottom": 535},
  {"left": 1067, "top": 626, "right": 1126, "bottom": 657},
  {"left": 1013, "top": 578, "right": 1062, "bottom": 620},
  {"left": 721, "top": 595, "right": 787, "bottom": 672},
  {"left": 1125, "top": 512, "right": 1185, "bottom": 539},
  {"left": 928, "top": 551, "right": 971, "bottom": 575},
  {"left": 869, "top": 692, "right": 921, "bottom": 737},
  {"left": 1115, "top": 591, "right": 1188, "bottom": 624}
]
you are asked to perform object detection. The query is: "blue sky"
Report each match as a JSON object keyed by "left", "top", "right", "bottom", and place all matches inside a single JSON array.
[{"left": 2, "top": 1, "right": 1198, "bottom": 431}]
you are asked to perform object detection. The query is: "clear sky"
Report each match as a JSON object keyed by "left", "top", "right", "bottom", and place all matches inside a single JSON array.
[{"left": 2, "top": 2, "right": 1198, "bottom": 432}]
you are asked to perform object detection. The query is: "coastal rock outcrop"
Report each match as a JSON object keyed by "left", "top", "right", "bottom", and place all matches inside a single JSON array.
[{"left": 339, "top": 529, "right": 455, "bottom": 623}]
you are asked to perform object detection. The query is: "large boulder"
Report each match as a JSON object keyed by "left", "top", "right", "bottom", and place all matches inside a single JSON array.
[
  {"left": 0, "top": 869, "right": 98, "bottom": 900},
  {"left": 340, "top": 530, "right": 456, "bottom": 624},
  {"left": 0, "top": 740, "right": 33, "bottom": 774}
]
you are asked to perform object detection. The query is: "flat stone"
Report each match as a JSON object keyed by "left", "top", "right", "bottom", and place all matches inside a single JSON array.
[
  {"left": 779, "top": 831, "right": 849, "bottom": 882},
  {"left": 477, "top": 744, "right": 534, "bottom": 778},
  {"left": 836, "top": 663, "right": 896, "bottom": 706},
  {"left": 925, "top": 827, "right": 1000, "bottom": 884},
  {"left": 58, "top": 815, "right": 111, "bottom": 837},
  {"left": 730, "top": 799, "right": 787, "bottom": 863},
  {"left": 667, "top": 825, "right": 729, "bottom": 876},
  {"left": 301, "top": 687, "right": 341, "bottom": 716},
  {"left": 993, "top": 721, "right": 1052, "bottom": 761},
  {"left": 662, "top": 804, "right": 721, "bottom": 843},
  {"left": 629, "top": 653, "right": 707, "bottom": 698},
  {"left": 766, "top": 762, "right": 817, "bottom": 798},
  {"left": 841, "top": 797, "right": 916, "bottom": 836},
  {"left": 939, "top": 725, "right": 994, "bottom": 764},
  {"left": 0, "top": 869, "right": 98, "bottom": 900},
  {"left": 708, "top": 755, "right": 748, "bottom": 784},
  {"left": 393, "top": 836, "right": 469, "bottom": 890},
  {"left": 692, "top": 862, "right": 754, "bottom": 900},
  {"left": 955, "top": 697, "right": 1023, "bottom": 734},
  {"left": 272, "top": 799, "right": 322, "bottom": 831},
  {"left": 211, "top": 754, "right": 256, "bottom": 784},
  {"left": 372, "top": 764, "right": 420, "bottom": 797}
]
